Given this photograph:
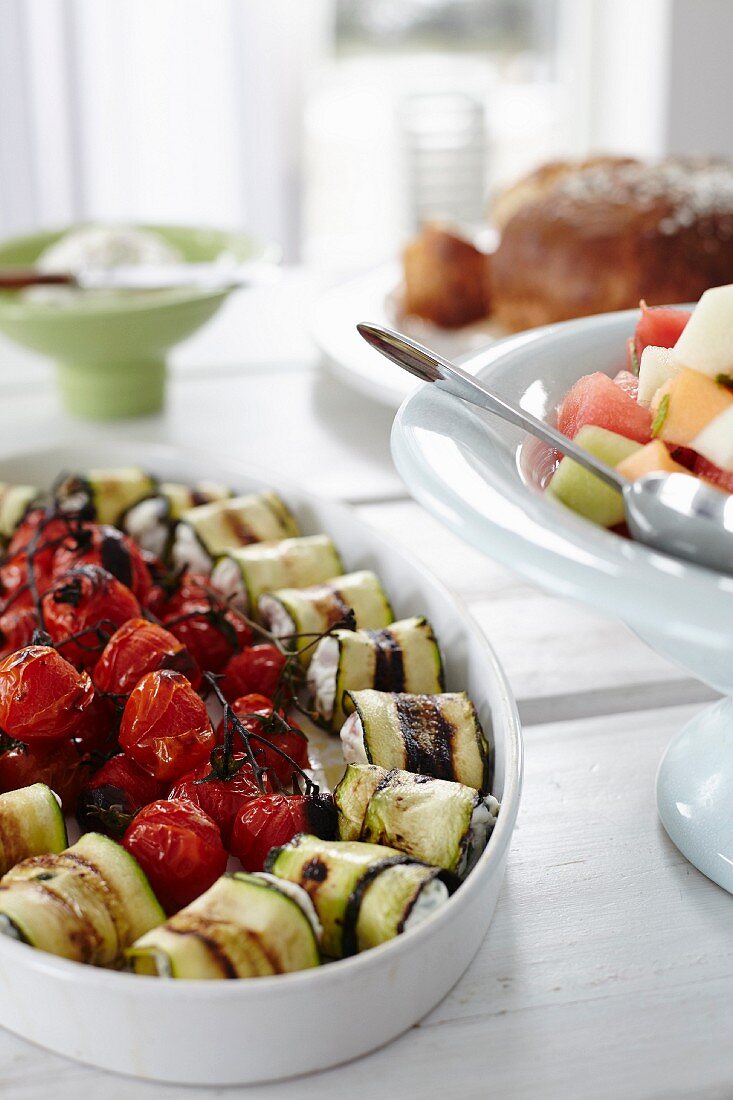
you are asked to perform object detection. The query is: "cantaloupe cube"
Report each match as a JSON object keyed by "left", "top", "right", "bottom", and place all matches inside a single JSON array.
[
  {"left": 692, "top": 405, "right": 733, "bottom": 473},
  {"left": 638, "top": 346, "right": 680, "bottom": 406},
  {"left": 616, "top": 440, "right": 691, "bottom": 481},
  {"left": 654, "top": 368, "right": 733, "bottom": 446},
  {"left": 672, "top": 284, "right": 733, "bottom": 378},
  {"left": 547, "top": 425, "right": 641, "bottom": 528}
]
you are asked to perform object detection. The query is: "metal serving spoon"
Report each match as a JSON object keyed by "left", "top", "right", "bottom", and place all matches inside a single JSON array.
[{"left": 357, "top": 322, "right": 733, "bottom": 577}]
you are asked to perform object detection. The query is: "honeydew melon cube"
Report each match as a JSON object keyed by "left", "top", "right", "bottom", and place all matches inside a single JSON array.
[
  {"left": 692, "top": 405, "right": 733, "bottom": 473},
  {"left": 638, "top": 346, "right": 680, "bottom": 407},
  {"left": 653, "top": 368, "right": 733, "bottom": 446},
  {"left": 672, "top": 284, "right": 733, "bottom": 378},
  {"left": 616, "top": 440, "right": 690, "bottom": 481},
  {"left": 547, "top": 425, "right": 641, "bottom": 528}
]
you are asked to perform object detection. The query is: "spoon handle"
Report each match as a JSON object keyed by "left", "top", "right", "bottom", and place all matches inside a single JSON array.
[{"left": 357, "top": 323, "right": 626, "bottom": 493}]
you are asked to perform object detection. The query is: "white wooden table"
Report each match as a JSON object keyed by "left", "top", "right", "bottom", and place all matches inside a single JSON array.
[{"left": 0, "top": 273, "right": 730, "bottom": 1100}]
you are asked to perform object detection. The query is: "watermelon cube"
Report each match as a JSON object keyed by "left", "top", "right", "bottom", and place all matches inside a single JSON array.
[
  {"left": 557, "top": 372, "right": 652, "bottom": 444},
  {"left": 634, "top": 302, "right": 690, "bottom": 361},
  {"left": 613, "top": 370, "right": 639, "bottom": 400}
]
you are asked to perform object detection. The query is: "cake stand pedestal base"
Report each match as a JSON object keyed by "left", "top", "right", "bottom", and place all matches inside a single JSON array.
[{"left": 657, "top": 695, "right": 733, "bottom": 894}]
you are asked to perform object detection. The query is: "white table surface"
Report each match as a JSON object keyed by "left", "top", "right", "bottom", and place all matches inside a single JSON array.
[{"left": 0, "top": 272, "right": 729, "bottom": 1100}]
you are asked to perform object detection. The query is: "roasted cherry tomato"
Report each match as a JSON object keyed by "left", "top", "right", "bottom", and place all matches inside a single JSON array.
[
  {"left": 0, "top": 644, "right": 94, "bottom": 743},
  {"left": 41, "top": 564, "right": 141, "bottom": 670},
  {"left": 93, "top": 617, "right": 200, "bottom": 696},
  {"left": 77, "top": 752, "right": 167, "bottom": 838},
  {"left": 52, "top": 523, "right": 152, "bottom": 600},
  {"left": 161, "top": 572, "right": 252, "bottom": 673},
  {"left": 231, "top": 791, "right": 336, "bottom": 872},
  {"left": 0, "top": 737, "right": 87, "bottom": 811},
  {"left": 169, "top": 753, "right": 272, "bottom": 848},
  {"left": 0, "top": 590, "right": 39, "bottom": 658},
  {"left": 118, "top": 669, "right": 215, "bottom": 781},
  {"left": 0, "top": 510, "right": 72, "bottom": 596},
  {"left": 216, "top": 693, "right": 310, "bottom": 787},
  {"left": 123, "top": 798, "right": 228, "bottom": 913},
  {"left": 219, "top": 645, "right": 287, "bottom": 702}
]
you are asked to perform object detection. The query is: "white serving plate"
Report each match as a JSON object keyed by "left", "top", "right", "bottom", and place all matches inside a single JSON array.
[
  {"left": 311, "top": 262, "right": 506, "bottom": 406},
  {"left": 0, "top": 442, "right": 522, "bottom": 1086},
  {"left": 390, "top": 308, "right": 733, "bottom": 895}
]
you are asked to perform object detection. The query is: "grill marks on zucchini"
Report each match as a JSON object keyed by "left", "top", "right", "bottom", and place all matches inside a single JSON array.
[
  {"left": 366, "top": 629, "right": 406, "bottom": 693},
  {"left": 126, "top": 874, "right": 320, "bottom": 978},
  {"left": 0, "top": 785, "right": 67, "bottom": 876},
  {"left": 394, "top": 695, "right": 455, "bottom": 780},
  {"left": 340, "top": 854, "right": 412, "bottom": 958}
]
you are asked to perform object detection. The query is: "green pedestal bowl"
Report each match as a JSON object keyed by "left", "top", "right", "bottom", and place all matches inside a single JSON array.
[{"left": 0, "top": 225, "right": 277, "bottom": 420}]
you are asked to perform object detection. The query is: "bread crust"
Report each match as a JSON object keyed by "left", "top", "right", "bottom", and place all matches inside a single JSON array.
[{"left": 402, "top": 223, "right": 492, "bottom": 328}]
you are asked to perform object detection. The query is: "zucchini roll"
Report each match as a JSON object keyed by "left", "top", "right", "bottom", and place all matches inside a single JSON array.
[
  {"left": 171, "top": 492, "right": 300, "bottom": 573},
  {"left": 211, "top": 535, "right": 343, "bottom": 615},
  {"left": 0, "top": 784, "right": 68, "bottom": 874},
  {"left": 335, "top": 764, "right": 499, "bottom": 877},
  {"left": 0, "top": 483, "right": 40, "bottom": 542},
  {"left": 57, "top": 467, "right": 156, "bottom": 526},
  {"left": 123, "top": 480, "right": 231, "bottom": 558},
  {"left": 0, "top": 833, "right": 164, "bottom": 965},
  {"left": 126, "top": 872, "right": 321, "bottom": 979},
  {"left": 266, "top": 834, "right": 448, "bottom": 958},
  {"left": 340, "top": 689, "right": 490, "bottom": 792},
  {"left": 258, "top": 570, "right": 393, "bottom": 666},
  {"left": 307, "top": 616, "right": 443, "bottom": 730}
]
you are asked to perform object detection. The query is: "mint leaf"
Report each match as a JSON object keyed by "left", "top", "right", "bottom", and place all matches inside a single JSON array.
[
  {"left": 627, "top": 337, "right": 640, "bottom": 377},
  {"left": 715, "top": 373, "right": 733, "bottom": 393},
  {"left": 651, "top": 393, "right": 670, "bottom": 437}
]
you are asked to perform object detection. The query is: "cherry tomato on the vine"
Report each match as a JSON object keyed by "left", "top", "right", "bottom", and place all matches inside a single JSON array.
[
  {"left": 52, "top": 523, "right": 152, "bottom": 600},
  {"left": 123, "top": 798, "right": 228, "bottom": 914},
  {"left": 219, "top": 645, "right": 287, "bottom": 702},
  {"left": 0, "top": 510, "right": 72, "bottom": 597},
  {"left": 41, "top": 564, "right": 141, "bottom": 671},
  {"left": 119, "top": 669, "right": 214, "bottom": 781},
  {"left": 0, "top": 590, "right": 39, "bottom": 659},
  {"left": 93, "top": 617, "right": 200, "bottom": 696},
  {"left": 231, "top": 792, "right": 336, "bottom": 872},
  {"left": 0, "top": 644, "right": 94, "bottom": 743},
  {"left": 159, "top": 572, "right": 253, "bottom": 674},
  {"left": 216, "top": 693, "right": 310, "bottom": 787},
  {"left": 169, "top": 753, "right": 272, "bottom": 848}
]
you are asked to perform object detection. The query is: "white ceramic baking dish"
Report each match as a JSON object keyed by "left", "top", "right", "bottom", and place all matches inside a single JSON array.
[{"left": 0, "top": 442, "right": 522, "bottom": 1085}]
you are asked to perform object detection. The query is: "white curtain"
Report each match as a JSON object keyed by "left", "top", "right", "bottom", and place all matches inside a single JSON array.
[{"left": 0, "top": 0, "right": 331, "bottom": 258}]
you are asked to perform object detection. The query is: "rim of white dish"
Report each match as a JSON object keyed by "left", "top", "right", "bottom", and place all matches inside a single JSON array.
[
  {"left": 0, "top": 441, "right": 523, "bottom": 995},
  {"left": 391, "top": 308, "right": 733, "bottom": 645}
]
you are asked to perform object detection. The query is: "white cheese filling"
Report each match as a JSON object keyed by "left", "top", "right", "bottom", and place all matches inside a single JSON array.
[
  {"left": 171, "top": 523, "right": 213, "bottom": 575},
  {"left": 459, "top": 795, "right": 500, "bottom": 877},
  {"left": 210, "top": 556, "right": 248, "bottom": 612},
  {"left": 257, "top": 594, "right": 296, "bottom": 639},
  {"left": 123, "top": 496, "right": 170, "bottom": 559},
  {"left": 307, "top": 636, "right": 340, "bottom": 721},
  {"left": 254, "top": 873, "right": 323, "bottom": 942},
  {"left": 339, "top": 712, "right": 368, "bottom": 765},
  {"left": 402, "top": 878, "right": 449, "bottom": 933}
]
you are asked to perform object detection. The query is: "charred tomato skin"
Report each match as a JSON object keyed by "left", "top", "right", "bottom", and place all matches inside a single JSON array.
[
  {"left": 93, "top": 617, "right": 200, "bottom": 696},
  {"left": 41, "top": 564, "right": 141, "bottom": 671},
  {"left": 0, "top": 510, "right": 72, "bottom": 597},
  {"left": 231, "top": 792, "right": 336, "bottom": 872},
  {"left": 76, "top": 752, "right": 167, "bottom": 838},
  {"left": 0, "top": 644, "right": 94, "bottom": 742},
  {"left": 219, "top": 645, "right": 287, "bottom": 702},
  {"left": 169, "top": 753, "right": 271, "bottom": 848},
  {"left": 118, "top": 669, "right": 215, "bottom": 782},
  {"left": 52, "top": 523, "right": 153, "bottom": 600},
  {"left": 0, "top": 591, "right": 39, "bottom": 659},
  {"left": 123, "top": 798, "right": 228, "bottom": 914}
]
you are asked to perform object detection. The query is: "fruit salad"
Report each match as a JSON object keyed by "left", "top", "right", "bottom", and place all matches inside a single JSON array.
[{"left": 548, "top": 285, "right": 733, "bottom": 529}]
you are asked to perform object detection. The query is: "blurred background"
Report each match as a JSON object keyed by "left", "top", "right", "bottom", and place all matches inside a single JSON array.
[{"left": 1, "top": 0, "right": 732, "bottom": 274}]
